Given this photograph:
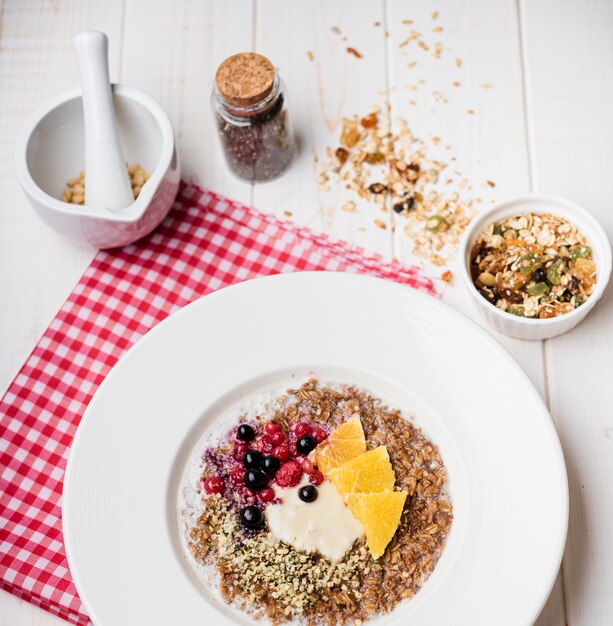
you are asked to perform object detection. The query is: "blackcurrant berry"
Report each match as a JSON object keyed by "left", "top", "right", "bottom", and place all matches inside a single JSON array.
[
  {"left": 296, "top": 435, "right": 317, "bottom": 456},
  {"left": 239, "top": 505, "right": 263, "bottom": 529},
  {"left": 236, "top": 424, "right": 256, "bottom": 442},
  {"left": 262, "top": 455, "right": 281, "bottom": 476},
  {"left": 244, "top": 468, "right": 266, "bottom": 491},
  {"left": 298, "top": 485, "right": 318, "bottom": 503},
  {"left": 243, "top": 450, "right": 264, "bottom": 469}
]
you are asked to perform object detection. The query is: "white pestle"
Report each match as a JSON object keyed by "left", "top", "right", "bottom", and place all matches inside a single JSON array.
[{"left": 72, "top": 31, "right": 134, "bottom": 210}]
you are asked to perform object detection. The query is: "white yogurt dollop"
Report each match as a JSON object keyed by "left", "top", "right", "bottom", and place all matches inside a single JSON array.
[{"left": 265, "top": 477, "right": 363, "bottom": 563}]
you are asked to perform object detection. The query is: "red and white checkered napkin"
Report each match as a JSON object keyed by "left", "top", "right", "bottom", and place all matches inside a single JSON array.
[{"left": 0, "top": 183, "right": 436, "bottom": 624}]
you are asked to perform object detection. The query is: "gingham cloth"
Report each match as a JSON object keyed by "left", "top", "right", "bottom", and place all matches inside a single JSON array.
[{"left": 0, "top": 183, "right": 436, "bottom": 624}]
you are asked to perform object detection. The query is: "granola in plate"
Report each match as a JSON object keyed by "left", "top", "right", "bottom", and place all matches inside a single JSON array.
[
  {"left": 470, "top": 212, "right": 596, "bottom": 318},
  {"left": 180, "top": 379, "right": 452, "bottom": 624}
]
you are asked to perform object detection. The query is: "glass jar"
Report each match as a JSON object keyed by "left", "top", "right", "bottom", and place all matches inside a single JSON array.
[{"left": 212, "top": 53, "right": 295, "bottom": 182}]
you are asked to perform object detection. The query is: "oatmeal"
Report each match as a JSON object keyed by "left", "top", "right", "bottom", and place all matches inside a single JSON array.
[
  {"left": 180, "top": 380, "right": 452, "bottom": 624},
  {"left": 470, "top": 212, "right": 596, "bottom": 318}
]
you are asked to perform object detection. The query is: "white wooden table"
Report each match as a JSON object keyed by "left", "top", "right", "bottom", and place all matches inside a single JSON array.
[{"left": 1, "top": 1, "right": 612, "bottom": 624}]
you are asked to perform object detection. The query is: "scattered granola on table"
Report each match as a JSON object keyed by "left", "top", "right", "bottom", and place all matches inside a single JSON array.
[
  {"left": 181, "top": 379, "right": 452, "bottom": 625},
  {"left": 318, "top": 107, "right": 475, "bottom": 267},
  {"left": 470, "top": 212, "right": 597, "bottom": 318}
]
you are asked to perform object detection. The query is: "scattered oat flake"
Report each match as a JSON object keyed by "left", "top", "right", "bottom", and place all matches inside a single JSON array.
[
  {"left": 432, "top": 43, "right": 443, "bottom": 59},
  {"left": 431, "top": 11, "right": 439, "bottom": 19},
  {"left": 418, "top": 40, "right": 429, "bottom": 51},
  {"left": 408, "top": 61, "right": 417, "bottom": 68},
  {"left": 441, "top": 270, "right": 453, "bottom": 284},
  {"left": 467, "top": 108, "right": 475, "bottom": 114},
  {"left": 433, "top": 26, "right": 443, "bottom": 33},
  {"left": 331, "top": 26, "right": 341, "bottom": 35},
  {"left": 452, "top": 81, "right": 460, "bottom": 87},
  {"left": 283, "top": 210, "right": 293, "bottom": 217},
  {"left": 455, "top": 58, "right": 462, "bottom": 67},
  {"left": 306, "top": 51, "right": 314, "bottom": 61},
  {"left": 409, "top": 99, "right": 417, "bottom": 105},
  {"left": 341, "top": 200, "right": 357, "bottom": 213},
  {"left": 374, "top": 21, "right": 381, "bottom": 26},
  {"left": 399, "top": 30, "right": 421, "bottom": 47},
  {"left": 347, "top": 47, "right": 363, "bottom": 59},
  {"left": 402, "top": 19, "right": 414, "bottom": 24},
  {"left": 374, "top": 219, "right": 387, "bottom": 230},
  {"left": 486, "top": 180, "right": 496, "bottom": 188},
  {"left": 480, "top": 83, "right": 492, "bottom": 89},
  {"left": 433, "top": 91, "right": 448, "bottom": 104}
]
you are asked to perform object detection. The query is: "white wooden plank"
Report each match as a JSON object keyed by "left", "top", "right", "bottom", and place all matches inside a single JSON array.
[
  {"left": 0, "top": 1, "right": 124, "bottom": 622},
  {"left": 521, "top": 1, "right": 613, "bottom": 624},
  {"left": 120, "top": 0, "right": 254, "bottom": 205},
  {"left": 386, "top": 3, "right": 563, "bottom": 624},
  {"left": 253, "top": 0, "right": 392, "bottom": 258},
  {"left": 0, "top": 592, "right": 65, "bottom": 626},
  {"left": 0, "top": 1, "right": 123, "bottom": 392},
  {"left": 385, "top": 0, "right": 546, "bottom": 394}
]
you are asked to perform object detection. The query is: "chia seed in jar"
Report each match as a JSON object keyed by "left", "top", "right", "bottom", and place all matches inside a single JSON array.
[{"left": 212, "top": 52, "right": 295, "bottom": 182}]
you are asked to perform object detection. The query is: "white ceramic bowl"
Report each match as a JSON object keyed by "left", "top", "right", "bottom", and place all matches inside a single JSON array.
[
  {"left": 15, "top": 84, "right": 180, "bottom": 249},
  {"left": 459, "top": 195, "right": 612, "bottom": 340}
]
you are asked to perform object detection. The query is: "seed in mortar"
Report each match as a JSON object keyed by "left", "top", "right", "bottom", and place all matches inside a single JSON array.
[{"left": 61, "top": 163, "right": 149, "bottom": 205}]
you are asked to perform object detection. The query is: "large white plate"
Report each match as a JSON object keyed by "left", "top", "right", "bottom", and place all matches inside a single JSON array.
[{"left": 63, "top": 272, "right": 568, "bottom": 626}]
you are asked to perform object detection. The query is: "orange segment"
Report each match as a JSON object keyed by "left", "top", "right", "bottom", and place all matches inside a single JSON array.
[
  {"left": 346, "top": 491, "right": 408, "bottom": 559},
  {"left": 312, "top": 415, "right": 366, "bottom": 476},
  {"left": 327, "top": 446, "right": 395, "bottom": 497}
]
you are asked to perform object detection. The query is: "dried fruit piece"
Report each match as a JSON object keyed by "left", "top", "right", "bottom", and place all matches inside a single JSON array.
[
  {"left": 364, "top": 152, "right": 385, "bottom": 164},
  {"left": 335, "top": 147, "right": 349, "bottom": 165},
  {"left": 340, "top": 124, "right": 360, "bottom": 148},
  {"left": 573, "top": 257, "right": 596, "bottom": 280},
  {"left": 360, "top": 112, "right": 378, "bottom": 128},
  {"left": 441, "top": 270, "right": 453, "bottom": 284},
  {"left": 346, "top": 490, "right": 408, "bottom": 559},
  {"left": 311, "top": 415, "right": 366, "bottom": 475},
  {"left": 478, "top": 271, "right": 496, "bottom": 287},
  {"left": 368, "top": 182, "right": 387, "bottom": 194},
  {"left": 425, "top": 215, "right": 448, "bottom": 232},
  {"left": 539, "top": 305, "right": 557, "bottom": 319},
  {"left": 570, "top": 245, "right": 591, "bottom": 260},
  {"left": 546, "top": 259, "right": 564, "bottom": 285},
  {"left": 527, "top": 282, "right": 548, "bottom": 297},
  {"left": 518, "top": 252, "right": 541, "bottom": 276},
  {"left": 327, "top": 446, "right": 395, "bottom": 497},
  {"left": 392, "top": 195, "right": 415, "bottom": 214}
]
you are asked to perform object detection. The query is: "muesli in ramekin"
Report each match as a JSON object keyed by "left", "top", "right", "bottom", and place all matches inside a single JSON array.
[
  {"left": 470, "top": 212, "right": 596, "bottom": 319},
  {"left": 180, "top": 379, "right": 452, "bottom": 624}
]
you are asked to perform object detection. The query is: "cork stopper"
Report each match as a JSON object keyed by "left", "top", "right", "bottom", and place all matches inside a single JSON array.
[{"left": 215, "top": 53, "right": 275, "bottom": 107}]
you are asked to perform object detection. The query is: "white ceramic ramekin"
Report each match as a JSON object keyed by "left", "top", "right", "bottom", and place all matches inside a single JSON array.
[
  {"left": 459, "top": 195, "right": 612, "bottom": 340},
  {"left": 15, "top": 84, "right": 180, "bottom": 249}
]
